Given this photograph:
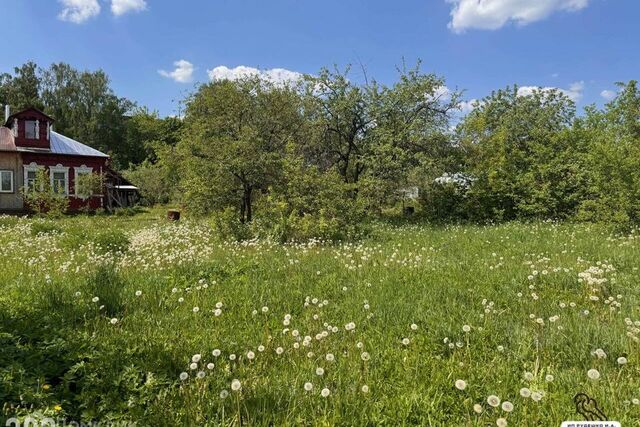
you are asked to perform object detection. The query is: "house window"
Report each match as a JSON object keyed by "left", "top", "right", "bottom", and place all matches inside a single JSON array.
[
  {"left": 49, "top": 165, "right": 69, "bottom": 195},
  {"left": 25, "top": 120, "right": 39, "bottom": 139},
  {"left": 74, "top": 166, "right": 93, "bottom": 198},
  {"left": 0, "top": 170, "right": 13, "bottom": 193},
  {"left": 24, "top": 163, "right": 42, "bottom": 192}
]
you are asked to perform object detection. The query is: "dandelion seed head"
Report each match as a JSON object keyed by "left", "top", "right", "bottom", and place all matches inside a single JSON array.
[
  {"left": 487, "top": 395, "right": 500, "bottom": 407},
  {"left": 587, "top": 369, "right": 600, "bottom": 380}
]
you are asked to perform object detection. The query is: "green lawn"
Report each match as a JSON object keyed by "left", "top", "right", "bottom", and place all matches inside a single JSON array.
[{"left": 1, "top": 212, "right": 639, "bottom": 426}]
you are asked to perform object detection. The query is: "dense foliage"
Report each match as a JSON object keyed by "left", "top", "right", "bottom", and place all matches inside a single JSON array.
[
  {"left": 158, "top": 71, "right": 640, "bottom": 237},
  {"left": 3, "top": 61, "right": 640, "bottom": 234}
]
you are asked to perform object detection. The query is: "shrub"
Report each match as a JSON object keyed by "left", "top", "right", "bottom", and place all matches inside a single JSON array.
[
  {"left": 92, "top": 229, "right": 130, "bottom": 254},
  {"left": 22, "top": 169, "right": 69, "bottom": 218},
  {"left": 124, "top": 161, "right": 173, "bottom": 206},
  {"left": 419, "top": 180, "right": 472, "bottom": 222},
  {"left": 30, "top": 221, "right": 63, "bottom": 236},
  {"left": 210, "top": 207, "right": 252, "bottom": 241},
  {"left": 250, "top": 163, "right": 367, "bottom": 242},
  {"left": 84, "top": 265, "right": 125, "bottom": 317},
  {"left": 75, "top": 172, "right": 104, "bottom": 201}
]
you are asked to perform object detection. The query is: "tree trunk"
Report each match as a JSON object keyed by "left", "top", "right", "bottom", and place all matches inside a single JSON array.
[
  {"left": 245, "top": 186, "right": 253, "bottom": 223},
  {"left": 240, "top": 197, "right": 246, "bottom": 224}
]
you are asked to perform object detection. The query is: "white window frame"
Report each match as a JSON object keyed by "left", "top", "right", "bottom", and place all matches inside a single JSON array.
[
  {"left": 49, "top": 164, "right": 70, "bottom": 196},
  {"left": 23, "top": 162, "right": 43, "bottom": 193},
  {"left": 74, "top": 165, "right": 93, "bottom": 198},
  {"left": 0, "top": 170, "right": 14, "bottom": 193}
]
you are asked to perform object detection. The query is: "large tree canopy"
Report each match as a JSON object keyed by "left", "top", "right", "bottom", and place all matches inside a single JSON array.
[
  {"left": 177, "top": 77, "right": 304, "bottom": 222},
  {"left": 457, "top": 86, "right": 579, "bottom": 220}
]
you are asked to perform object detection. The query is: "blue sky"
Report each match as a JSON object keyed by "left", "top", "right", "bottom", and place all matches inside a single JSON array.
[{"left": 1, "top": 0, "right": 638, "bottom": 116}]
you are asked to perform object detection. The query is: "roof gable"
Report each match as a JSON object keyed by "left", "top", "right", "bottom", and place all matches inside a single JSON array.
[{"left": 4, "top": 107, "right": 55, "bottom": 127}]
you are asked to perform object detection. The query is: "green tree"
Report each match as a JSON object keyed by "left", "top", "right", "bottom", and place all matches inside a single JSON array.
[
  {"left": 301, "top": 67, "right": 373, "bottom": 186},
  {"left": 75, "top": 172, "right": 104, "bottom": 200},
  {"left": 575, "top": 81, "right": 640, "bottom": 223},
  {"left": 458, "top": 86, "right": 579, "bottom": 220},
  {"left": 0, "top": 62, "right": 43, "bottom": 112},
  {"left": 123, "top": 107, "right": 183, "bottom": 165},
  {"left": 178, "top": 77, "right": 303, "bottom": 222},
  {"left": 366, "top": 63, "right": 460, "bottom": 209},
  {"left": 301, "top": 63, "right": 459, "bottom": 210}
]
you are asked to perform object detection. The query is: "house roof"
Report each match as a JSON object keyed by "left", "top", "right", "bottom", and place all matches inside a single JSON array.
[
  {"left": 13, "top": 131, "right": 110, "bottom": 158},
  {"left": 0, "top": 127, "right": 17, "bottom": 152},
  {"left": 49, "top": 131, "right": 109, "bottom": 158},
  {"left": 4, "top": 107, "right": 55, "bottom": 126}
]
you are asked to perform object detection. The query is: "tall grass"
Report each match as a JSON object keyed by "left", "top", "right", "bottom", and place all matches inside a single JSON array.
[{"left": 0, "top": 213, "right": 639, "bottom": 425}]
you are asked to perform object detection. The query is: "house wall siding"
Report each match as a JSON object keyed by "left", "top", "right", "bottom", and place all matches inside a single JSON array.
[
  {"left": 0, "top": 152, "right": 24, "bottom": 211},
  {"left": 20, "top": 153, "right": 107, "bottom": 211}
]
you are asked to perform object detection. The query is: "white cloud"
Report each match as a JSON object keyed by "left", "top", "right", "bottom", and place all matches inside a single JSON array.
[
  {"left": 458, "top": 99, "right": 483, "bottom": 114},
  {"left": 158, "top": 60, "right": 195, "bottom": 83},
  {"left": 58, "top": 0, "right": 101, "bottom": 24},
  {"left": 432, "top": 86, "right": 484, "bottom": 114},
  {"left": 447, "top": 0, "right": 590, "bottom": 33},
  {"left": 600, "top": 89, "right": 617, "bottom": 101},
  {"left": 566, "top": 81, "right": 585, "bottom": 101},
  {"left": 111, "top": 0, "right": 148, "bottom": 16},
  {"left": 517, "top": 81, "right": 584, "bottom": 102},
  {"left": 433, "top": 85, "right": 453, "bottom": 101},
  {"left": 207, "top": 66, "right": 303, "bottom": 86}
]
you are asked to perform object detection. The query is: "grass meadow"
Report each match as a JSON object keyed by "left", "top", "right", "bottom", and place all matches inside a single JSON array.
[{"left": 1, "top": 211, "right": 639, "bottom": 426}]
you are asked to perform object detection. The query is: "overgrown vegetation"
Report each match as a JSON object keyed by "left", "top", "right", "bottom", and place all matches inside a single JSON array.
[
  {"left": 0, "top": 214, "right": 639, "bottom": 425},
  {"left": 128, "top": 71, "right": 640, "bottom": 239},
  {"left": 21, "top": 169, "right": 69, "bottom": 217},
  {"left": 3, "top": 62, "right": 640, "bottom": 239}
]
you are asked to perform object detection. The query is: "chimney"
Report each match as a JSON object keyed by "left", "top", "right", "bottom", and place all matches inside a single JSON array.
[{"left": 4, "top": 105, "right": 9, "bottom": 124}]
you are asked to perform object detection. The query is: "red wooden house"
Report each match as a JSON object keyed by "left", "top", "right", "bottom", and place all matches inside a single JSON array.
[{"left": 1, "top": 106, "right": 113, "bottom": 213}]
